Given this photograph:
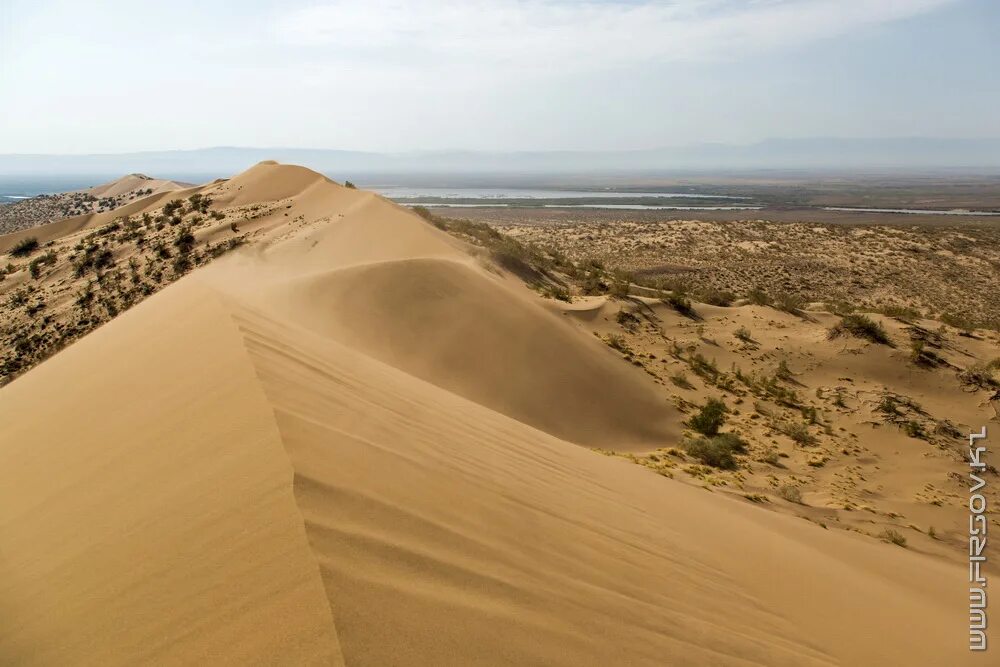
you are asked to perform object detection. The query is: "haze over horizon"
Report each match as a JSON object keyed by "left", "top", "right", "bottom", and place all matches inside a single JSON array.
[{"left": 2, "top": 0, "right": 998, "bottom": 156}]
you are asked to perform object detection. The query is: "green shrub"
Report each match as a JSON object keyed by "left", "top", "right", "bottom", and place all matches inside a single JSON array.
[
  {"left": 28, "top": 251, "right": 56, "bottom": 279},
  {"left": 173, "top": 228, "right": 196, "bottom": 254},
  {"left": 683, "top": 432, "right": 746, "bottom": 469},
  {"left": 689, "top": 353, "right": 719, "bottom": 381},
  {"left": 689, "top": 398, "right": 727, "bottom": 436},
  {"left": 780, "top": 421, "right": 815, "bottom": 446},
  {"left": 608, "top": 272, "right": 631, "bottom": 299},
  {"left": 747, "top": 287, "right": 770, "bottom": 306},
  {"left": 940, "top": 312, "right": 974, "bottom": 331},
  {"left": 616, "top": 309, "right": 640, "bottom": 329},
  {"left": 775, "top": 292, "right": 806, "bottom": 315},
  {"left": 663, "top": 292, "right": 697, "bottom": 318},
  {"left": 879, "top": 304, "right": 920, "bottom": 321},
  {"left": 760, "top": 449, "right": 781, "bottom": 466},
  {"left": 699, "top": 287, "right": 734, "bottom": 307},
  {"left": 670, "top": 372, "right": 692, "bottom": 389},
  {"left": 959, "top": 363, "right": 1000, "bottom": 389},
  {"left": 72, "top": 245, "right": 113, "bottom": 277},
  {"left": 876, "top": 395, "right": 899, "bottom": 416},
  {"left": 411, "top": 205, "right": 446, "bottom": 229},
  {"left": 903, "top": 421, "right": 925, "bottom": 439},
  {"left": 829, "top": 314, "right": 892, "bottom": 345},
  {"left": 10, "top": 237, "right": 39, "bottom": 257},
  {"left": 172, "top": 254, "right": 191, "bottom": 275}
]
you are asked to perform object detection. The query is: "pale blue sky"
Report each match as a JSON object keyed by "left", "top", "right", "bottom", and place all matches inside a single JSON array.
[{"left": 0, "top": 0, "right": 996, "bottom": 153}]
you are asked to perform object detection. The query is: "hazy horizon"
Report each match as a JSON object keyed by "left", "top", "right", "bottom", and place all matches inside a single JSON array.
[
  {"left": 1, "top": 138, "right": 1000, "bottom": 182},
  {"left": 2, "top": 0, "right": 998, "bottom": 156}
]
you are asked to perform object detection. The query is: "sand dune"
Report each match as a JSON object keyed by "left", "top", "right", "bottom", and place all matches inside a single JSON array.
[
  {"left": 0, "top": 162, "right": 983, "bottom": 665},
  {"left": 86, "top": 173, "right": 192, "bottom": 199}
]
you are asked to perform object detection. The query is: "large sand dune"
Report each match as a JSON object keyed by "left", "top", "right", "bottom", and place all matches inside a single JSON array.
[{"left": 0, "top": 163, "right": 981, "bottom": 665}]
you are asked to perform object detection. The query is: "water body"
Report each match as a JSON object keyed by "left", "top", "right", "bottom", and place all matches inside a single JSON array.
[
  {"left": 0, "top": 175, "right": 116, "bottom": 200},
  {"left": 374, "top": 186, "right": 751, "bottom": 200},
  {"left": 401, "top": 202, "right": 763, "bottom": 211},
  {"left": 379, "top": 185, "right": 758, "bottom": 210},
  {"left": 541, "top": 204, "right": 763, "bottom": 211},
  {"left": 823, "top": 206, "right": 1000, "bottom": 216}
]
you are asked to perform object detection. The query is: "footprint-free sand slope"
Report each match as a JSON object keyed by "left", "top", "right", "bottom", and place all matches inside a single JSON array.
[
  {"left": 0, "top": 283, "right": 345, "bottom": 666},
  {"left": 0, "top": 163, "right": 979, "bottom": 665}
]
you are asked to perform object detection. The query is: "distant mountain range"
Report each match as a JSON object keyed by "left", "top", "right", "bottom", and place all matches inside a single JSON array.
[{"left": 1, "top": 138, "right": 999, "bottom": 179}]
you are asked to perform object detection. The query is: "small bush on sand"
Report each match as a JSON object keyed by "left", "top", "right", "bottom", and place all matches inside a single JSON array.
[
  {"left": 778, "top": 484, "right": 803, "bottom": 504},
  {"left": 538, "top": 283, "right": 571, "bottom": 302},
  {"left": 780, "top": 421, "right": 815, "bottom": 446},
  {"left": 759, "top": 448, "right": 781, "bottom": 466},
  {"left": 734, "top": 326, "right": 753, "bottom": 343},
  {"left": 903, "top": 420, "right": 925, "bottom": 439},
  {"left": 605, "top": 334, "right": 631, "bottom": 354},
  {"left": 879, "top": 304, "right": 920, "bottom": 321},
  {"left": 10, "top": 237, "right": 39, "bottom": 257},
  {"left": 663, "top": 292, "right": 697, "bottom": 318},
  {"left": 344, "top": 180, "right": 357, "bottom": 189},
  {"left": 670, "top": 372, "right": 692, "bottom": 389},
  {"left": 173, "top": 228, "right": 196, "bottom": 254},
  {"left": 608, "top": 272, "right": 631, "bottom": 299},
  {"left": 940, "top": 312, "right": 974, "bottom": 331},
  {"left": 689, "top": 353, "right": 719, "bottom": 381},
  {"left": 489, "top": 237, "right": 543, "bottom": 280},
  {"left": 959, "top": 362, "right": 1000, "bottom": 389},
  {"left": 829, "top": 314, "right": 892, "bottom": 345},
  {"left": 879, "top": 528, "right": 907, "bottom": 547},
  {"left": 774, "top": 292, "right": 806, "bottom": 315},
  {"left": 699, "top": 287, "right": 734, "bottom": 307},
  {"left": 28, "top": 251, "right": 57, "bottom": 279},
  {"left": 689, "top": 398, "right": 727, "bottom": 436},
  {"left": 747, "top": 287, "right": 770, "bottom": 306},
  {"left": 412, "top": 205, "right": 447, "bottom": 230},
  {"left": 616, "top": 309, "right": 640, "bottom": 330},
  {"left": 683, "top": 432, "right": 746, "bottom": 469}
]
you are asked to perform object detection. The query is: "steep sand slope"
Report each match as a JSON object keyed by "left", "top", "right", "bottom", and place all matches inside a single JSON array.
[
  {"left": 0, "top": 163, "right": 981, "bottom": 665},
  {"left": 0, "top": 283, "right": 344, "bottom": 666}
]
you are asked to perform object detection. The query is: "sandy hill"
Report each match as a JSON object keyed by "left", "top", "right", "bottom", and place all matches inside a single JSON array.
[
  {"left": 0, "top": 162, "right": 987, "bottom": 665},
  {"left": 85, "top": 173, "right": 192, "bottom": 199}
]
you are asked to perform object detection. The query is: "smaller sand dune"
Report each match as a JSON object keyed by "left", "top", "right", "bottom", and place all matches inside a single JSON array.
[{"left": 86, "top": 173, "right": 192, "bottom": 198}]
